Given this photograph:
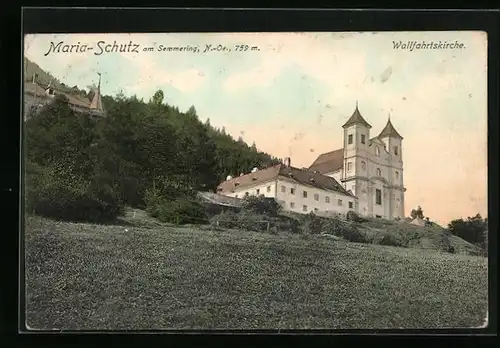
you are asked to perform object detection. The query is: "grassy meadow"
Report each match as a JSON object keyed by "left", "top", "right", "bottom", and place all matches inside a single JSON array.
[{"left": 24, "top": 212, "right": 488, "bottom": 330}]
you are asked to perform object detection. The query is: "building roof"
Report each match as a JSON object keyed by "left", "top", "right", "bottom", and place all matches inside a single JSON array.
[
  {"left": 197, "top": 191, "right": 243, "bottom": 208},
  {"left": 342, "top": 102, "right": 372, "bottom": 129},
  {"left": 23, "top": 81, "right": 105, "bottom": 114},
  {"left": 217, "top": 164, "right": 355, "bottom": 198},
  {"left": 378, "top": 117, "right": 403, "bottom": 139},
  {"left": 308, "top": 148, "right": 344, "bottom": 174}
]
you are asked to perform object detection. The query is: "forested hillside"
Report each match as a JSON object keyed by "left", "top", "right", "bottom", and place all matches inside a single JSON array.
[{"left": 24, "top": 55, "right": 280, "bottom": 225}]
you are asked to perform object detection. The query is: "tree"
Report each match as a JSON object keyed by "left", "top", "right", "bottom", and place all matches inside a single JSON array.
[
  {"left": 448, "top": 213, "right": 487, "bottom": 250},
  {"left": 151, "top": 89, "right": 164, "bottom": 105},
  {"left": 410, "top": 206, "right": 424, "bottom": 219},
  {"left": 251, "top": 141, "right": 257, "bottom": 151}
]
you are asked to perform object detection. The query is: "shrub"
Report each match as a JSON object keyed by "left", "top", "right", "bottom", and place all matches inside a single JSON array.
[
  {"left": 346, "top": 210, "right": 363, "bottom": 223},
  {"left": 26, "top": 163, "right": 123, "bottom": 223},
  {"left": 302, "top": 212, "right": 322, "bottom": 235},
  {"left": 374, "top": 233, "right": 407, "bottom": 248},
  {"left": 155, "top": 197, "right": 208, "bottom": 225},
  {"left": 241, "top": 195, "right": 281, "bottom": 217},
  {"left": 321, "top": 216, "right": 368, "bottom": 243},
  {"left": 209, "top": 210, "right": 239, "bottom": 229}
]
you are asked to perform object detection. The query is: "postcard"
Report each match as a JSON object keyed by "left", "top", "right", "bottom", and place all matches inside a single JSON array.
[{"left": 23, "top": 31, "right": 488, "bottom": 331}]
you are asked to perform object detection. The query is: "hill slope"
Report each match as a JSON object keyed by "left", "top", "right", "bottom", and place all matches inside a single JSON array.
[{"left": 25, "top": 215, "right": 487, "bottom": 330}]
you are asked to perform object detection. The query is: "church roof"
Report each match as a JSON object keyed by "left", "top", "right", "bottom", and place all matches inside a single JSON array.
[
  {"left": 378, "top": 118, "right": 403, "bottom": 139},
  {"left": 217, "top": 163, "right": 355, "bottom": 198},
  {"left": 342, "top": 102, "right": 372, "bottom": 129},
  {"left": 309, "top": 148, "right": 344, "bottom": 174}
]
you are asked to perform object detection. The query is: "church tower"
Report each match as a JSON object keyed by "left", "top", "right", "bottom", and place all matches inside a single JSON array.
[
  {"left": 341, "top": 102, "right": 372, "bottom": 214},
  {"left": 378, "top": 116, "right": 405, "bottom": 219},
  {"left": 90, "top": 72, "right": 104, "bottom": 113}
]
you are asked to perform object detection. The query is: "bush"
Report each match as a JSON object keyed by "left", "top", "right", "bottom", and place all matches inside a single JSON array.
[
  {"left": 374, "top": 233, "right": 407, "bottom": 248},
  {"left": 156, "top": 197, "right": 208, "bottom": 225},
  {"left": 346, "top": 210, "right": 363, "bottom": 223},
  {"left": 320, "top": 216, "right": 368, "bottom": 243},
  {"left": 302, "top": 212, "right": 322, "bottom": 235},
  {"left": 26, "top": 164, "right": 123, "bottom": 223},
  {"left": 241, "top": 195, "right": 281, "bottom": 217}
]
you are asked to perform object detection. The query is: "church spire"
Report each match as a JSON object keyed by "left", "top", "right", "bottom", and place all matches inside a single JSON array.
[
  {"left": 90, "top": 72, "right": 103, "bottom": 112},
  {"left": 342, "top": 101, "right": 372, "bottom": 129},
  {"left": 378, "top": 115, "right": 403, "bottom": 139}
]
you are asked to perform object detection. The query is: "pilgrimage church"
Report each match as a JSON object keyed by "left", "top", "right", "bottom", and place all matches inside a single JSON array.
[
  {"left": 217, "top": 103, "right": 406, "bottom": 220},
  {"left": 308, "top": 102, "right": 406, "bottom": 220}
]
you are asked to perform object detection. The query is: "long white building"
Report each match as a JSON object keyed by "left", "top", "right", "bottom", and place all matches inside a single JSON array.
[{"left": 217, "top": 159, "right": 358, "bottom": 217}]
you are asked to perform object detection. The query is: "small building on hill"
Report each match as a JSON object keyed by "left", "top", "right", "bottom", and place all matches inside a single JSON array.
[
  {"left": 410, "top": 217, "right": 426, "bottom": 227},
  {"left": 216, "top": 159, "right": 358, "bottom": 217},
  {"left": 23, "top": 72, "right": 105, "bottom": 120}
]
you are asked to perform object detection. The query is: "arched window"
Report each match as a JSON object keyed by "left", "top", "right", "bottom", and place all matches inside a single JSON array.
[{"left": 376, "top": 168, "right": 381, "bottom": 177}]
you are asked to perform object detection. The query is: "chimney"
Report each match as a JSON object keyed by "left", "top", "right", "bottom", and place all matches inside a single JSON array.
[{"left": 284, "top": 157, "right": 291, "bottom": 167}]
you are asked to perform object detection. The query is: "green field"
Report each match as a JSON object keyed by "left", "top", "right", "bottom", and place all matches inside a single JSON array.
[{"left": 24, "top": 214, "right": 488, "bottom": 330}]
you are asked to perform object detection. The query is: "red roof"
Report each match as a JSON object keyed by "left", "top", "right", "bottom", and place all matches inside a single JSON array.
[
  {"left": 217, "top": 164, "right": 354, "bottom": 198},
  {"left": 309, "top": 148, "right": 344, "bottom": 174}
]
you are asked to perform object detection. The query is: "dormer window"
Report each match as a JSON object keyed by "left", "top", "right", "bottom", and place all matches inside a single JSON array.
[{"left": 348, "top": 134, "right": 353, "bottom": 144}]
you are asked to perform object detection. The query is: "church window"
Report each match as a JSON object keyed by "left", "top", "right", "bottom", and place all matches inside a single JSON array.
[
  {"left": 375, "top": 146, "right": 380, "bottom": 156},
  {"left": 302, "top": 205, "right": 308, "bottom": 212},
  {"left": 325, "top": 196, "right": 330, "bottom": 203},
  {"left": 361, "top": 161, "right": 366, "bottom": 170},
  {"left": 314, "top": 193, "right": 319, "bottom": 201},
  {"left": 394, "top": 146, "right": 398, "bottom": 155},
  {"left": 349, "top": 202, "right": 354, "bottom": 209},
  {"left": 376, "top": 168, "right": 381, "bottom": 177},
  {"left": 375, "top": 189, "right": 382, "bottom": 205},
  {"left": 347, "top": 162, "right": 352, "bottom": 172},
  {"left": 303, "top": 191, "right": 308, "bottom": 198},
  {"left": 338, "top": 199, "right": 343, "bottom": 206},
  {"left": 361, "top": 134, "right": 366, "bottom": 144},
  {"left": 348, "top": 134, "right": 353, "bottom": 144}
]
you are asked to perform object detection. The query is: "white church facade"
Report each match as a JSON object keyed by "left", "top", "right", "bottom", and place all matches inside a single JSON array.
[
  {"left": 309, "top": 103, "right": 406, "bottom": 220},
  {"left": 216, "top": 103, "right": 406, "bottom": 220}
]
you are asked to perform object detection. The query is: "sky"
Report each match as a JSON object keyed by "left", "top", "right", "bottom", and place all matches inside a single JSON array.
[{"left": 24, "top": 32, "right": 488, "bottom": 226}]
